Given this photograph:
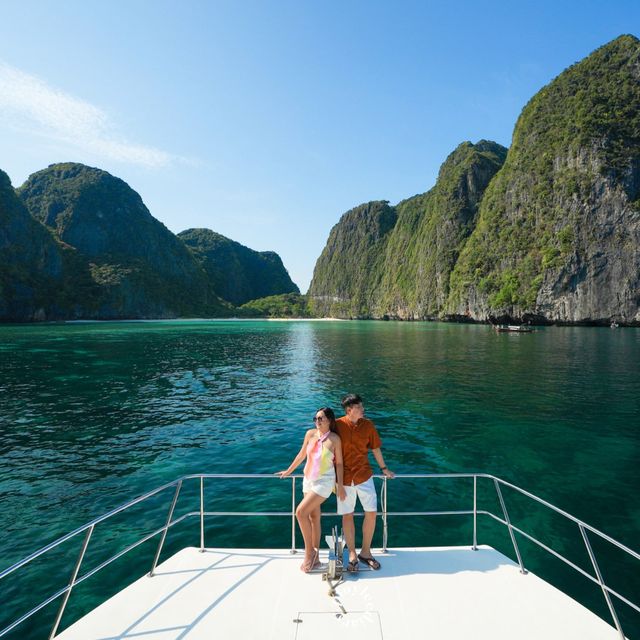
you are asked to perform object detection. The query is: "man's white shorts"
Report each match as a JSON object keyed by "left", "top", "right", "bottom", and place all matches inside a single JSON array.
[{"left": 337, "top": 476, "right": 378, "bottom": 514}]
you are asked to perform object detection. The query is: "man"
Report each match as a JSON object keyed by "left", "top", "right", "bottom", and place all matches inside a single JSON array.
[{"left": 335, "top": 393, "right": 394, "bottom": 571}]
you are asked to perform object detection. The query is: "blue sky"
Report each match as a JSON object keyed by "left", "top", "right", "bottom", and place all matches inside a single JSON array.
[{"left": 0, "top": 1, "right": 638, "bottom": 292}]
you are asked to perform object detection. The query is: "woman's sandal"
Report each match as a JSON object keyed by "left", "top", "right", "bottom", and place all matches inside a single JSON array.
[
  {"left": 347, "top": 558, "right": 359, "bottom": 572},
  {"left": 358, "top": 554, "right": 381, "bottom": 570},
  {"left": 300, "top": 549, "right": 319, "bottom": 573}
]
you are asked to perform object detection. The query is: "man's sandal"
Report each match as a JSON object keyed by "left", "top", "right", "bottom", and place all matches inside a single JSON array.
[
  {"left": 358, "top": 554, "right": 381, "bottom": 570},
  {"left": 347, "top": 558, "right": 359, "bottom": 572}
]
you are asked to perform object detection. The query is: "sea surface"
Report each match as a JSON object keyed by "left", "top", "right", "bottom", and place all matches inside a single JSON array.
[{"left": 0, "top": 320, "right": 639, "bottom": 638}]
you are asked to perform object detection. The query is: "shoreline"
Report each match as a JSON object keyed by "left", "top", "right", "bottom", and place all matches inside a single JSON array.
[
  {"left": 61, "top": 317, "right": 349, "bottom": 323},
  {"left": 0, "top": 316, "right": 637, "bottom": 327}
]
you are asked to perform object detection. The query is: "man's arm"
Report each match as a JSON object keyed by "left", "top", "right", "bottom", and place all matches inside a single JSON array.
[{"left": 371, "top": 448, "right": 395, "bottom": 478}]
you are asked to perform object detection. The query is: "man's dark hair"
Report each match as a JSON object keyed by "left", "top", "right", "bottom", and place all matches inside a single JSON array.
[{"left": 341, "top": 393, "right": 362, "bottom": 409}]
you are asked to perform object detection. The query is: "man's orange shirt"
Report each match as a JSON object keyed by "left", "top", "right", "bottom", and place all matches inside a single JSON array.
[{"left": 335, "top": 416, "right": 382, "bottom": 485}]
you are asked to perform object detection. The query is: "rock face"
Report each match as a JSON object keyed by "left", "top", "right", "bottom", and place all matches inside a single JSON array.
[
  {"left": 0, "top": 169, "right": 66, "bottom": 321},
  {"left": 1, "top": 162, "right": 299, "bottom": 320},
  {"left": 376, "top": 141, "right": 507, "bottom": 319},
  {"left": 308, "top": 142, "right": 506, "bottom": 318},
  {"left": 310, "top": 35, "right": 640, "bottom": 324},
  {"left": 17, "top": 163, "right": 226, "bottom": 318},
  {"left": 447, "top": 35, "right": 640, "bottom": 324},
  {"left": 178, "top": 228, "right": 299, "bottom": 305},
  {"left": 308, "top": 200, "right": 397, "bottom": 317}
]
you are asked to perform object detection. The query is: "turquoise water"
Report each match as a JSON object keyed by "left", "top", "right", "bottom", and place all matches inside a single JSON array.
[{"left": 0, "top": 320, "right": 639, "bottom": 637}]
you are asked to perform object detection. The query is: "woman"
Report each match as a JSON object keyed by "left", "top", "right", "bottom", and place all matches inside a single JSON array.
[{"left": 276, "top": 407, "right": 346, "bottom": 572}]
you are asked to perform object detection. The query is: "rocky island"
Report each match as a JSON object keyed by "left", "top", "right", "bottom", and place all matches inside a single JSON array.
[
  {"left": 309, "top": 35, "right": 640, "bottom": 325},
  {"left": 0, "top": 163, "right": 298, "bottom": 321}
]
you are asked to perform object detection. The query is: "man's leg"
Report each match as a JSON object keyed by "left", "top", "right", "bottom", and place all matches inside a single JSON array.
[
  {"left": 360, "top": 510, "right": 376, "bottom": 558},
  {"left": 337, "top": 485, "right": 358, "bottom": 567},
  {"left": 355, "top": 477, "right": 381, "bottom": 568},
  {"left": 342, "top": 512, "right": 358, "bottom": 563}
]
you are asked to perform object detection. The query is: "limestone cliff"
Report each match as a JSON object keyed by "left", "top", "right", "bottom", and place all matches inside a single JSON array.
[
  {"left": 0, "top": 170, "right": 63, "bottom": 321},
  {"left": 310, "top": 35, "right": 640, "bottom": 325},
  {"left": 178, "top": 228, "right": 299, "bottom": 306},
  {"left": 18, "top": 163, "right": 227, "bottom": 318},
  {"left": 308, "top": 201, "right": 397, "bottom": 317},
  {"left": 447, "top": 35, "right": 640, "bottom": 324},
  {"left": 308, "top": 142, "right": 506, "bottom": 318},
  {"left": 375, "top": 141, "right": 507, "bottom": 318}
]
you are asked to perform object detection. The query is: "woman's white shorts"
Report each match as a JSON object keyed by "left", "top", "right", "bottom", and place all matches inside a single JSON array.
[{"left": 303, "top": 473, "right": 336, "bottom": 499}]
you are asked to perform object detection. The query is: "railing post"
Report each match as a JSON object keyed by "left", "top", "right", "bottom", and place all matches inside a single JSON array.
[
  {"left": 579, "top": 525, "right": 625, "bottom": 639},
  {"left": 149, "top": 480, "right": 182, "bottom": 577},
  {"left": 49, "top": 524, "right": 94, "bottom": 639},
  {"left": 472, "top": 475, "right": 477, "bottom": 550},
  {"left": 200, "top": 476, "right": 205, "bottom": 552},
  {"left": 382, "top": 476, "right": 388, "bottom": 553},
  {"left": 493, "top": 478, "right": 526, "bottom": 574},
  {"left": 290, "top": 476, "right": 297, "bottom": 554}
]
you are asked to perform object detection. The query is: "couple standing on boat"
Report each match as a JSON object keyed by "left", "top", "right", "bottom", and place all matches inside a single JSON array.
[{"left": 276, "top": 394, "right": 395, "bottom": 573}]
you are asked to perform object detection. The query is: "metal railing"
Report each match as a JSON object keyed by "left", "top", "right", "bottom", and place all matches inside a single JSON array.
[{"left": 0, "top": 473, "right": 638, "bottom": 639}]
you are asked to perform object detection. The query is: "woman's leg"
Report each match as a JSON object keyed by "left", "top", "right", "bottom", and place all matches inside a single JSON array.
[
  {"left": 309, "top": 506, "right": 322, "bottom": 564},
  {"left": 296, "top": 492, "right": 326, "bottom": 570}
]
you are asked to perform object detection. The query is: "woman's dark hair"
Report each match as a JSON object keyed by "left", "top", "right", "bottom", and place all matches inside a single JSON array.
[
  {"left": 341, "top": 393, "right": 362, "bottom": 409},
  {"left": 316, "top": 407, "right": 337, "bottom": 432}
]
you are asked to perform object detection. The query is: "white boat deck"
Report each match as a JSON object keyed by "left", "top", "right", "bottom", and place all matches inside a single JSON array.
[{"left": 55, "top": 545, "right": 620, "bottom": 640}]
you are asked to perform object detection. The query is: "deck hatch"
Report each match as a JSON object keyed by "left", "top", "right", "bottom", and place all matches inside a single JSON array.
[{"left": 294, "top": 610, "right": 382, "bottom": 639}]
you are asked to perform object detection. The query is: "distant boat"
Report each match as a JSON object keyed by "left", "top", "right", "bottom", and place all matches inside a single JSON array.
[
  {"left": 610, "top": 321, "right": 619, "bottom": 329},
  {"left": 492, "top": 323, "right": 534, "bottom": 333}
]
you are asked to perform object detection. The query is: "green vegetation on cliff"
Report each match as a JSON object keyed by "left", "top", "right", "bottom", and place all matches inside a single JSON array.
[
  {"left": 241, "top": 293, "right": 311, "bottom": 317},
  {"left": 308, "top": 142, "right": 507, "bottom": 318},
  {"left": 376, "top": 140, "right": 507, "bottom": 317},
  {"left": 308, "top": 201, "right": 397, "bottom": 317},
  {"left": 310, "top": 35, "right": 640, "bottom": 324},
  {"left": 178, "top": 228, "right": 299, "bottom": 306},
  {"left": 448, "top": 35, "right": 640, "bottom": 319},
  {"left": 2, "top": 163, "right": 298, "bottom": 320},
  {"left": 17, "top": 163, "right": 228, "bottom": 318},
  {"left": 0, "top": 170, "right": 64, "bottom": 320}
]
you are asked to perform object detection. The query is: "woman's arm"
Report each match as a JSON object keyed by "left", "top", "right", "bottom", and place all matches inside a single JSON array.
[
  {"left": 276, "top": 430, "right": 312, "bottom": 477},
  {"left": 332, "top": 434, "right": 347, "bottom": 501}
]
